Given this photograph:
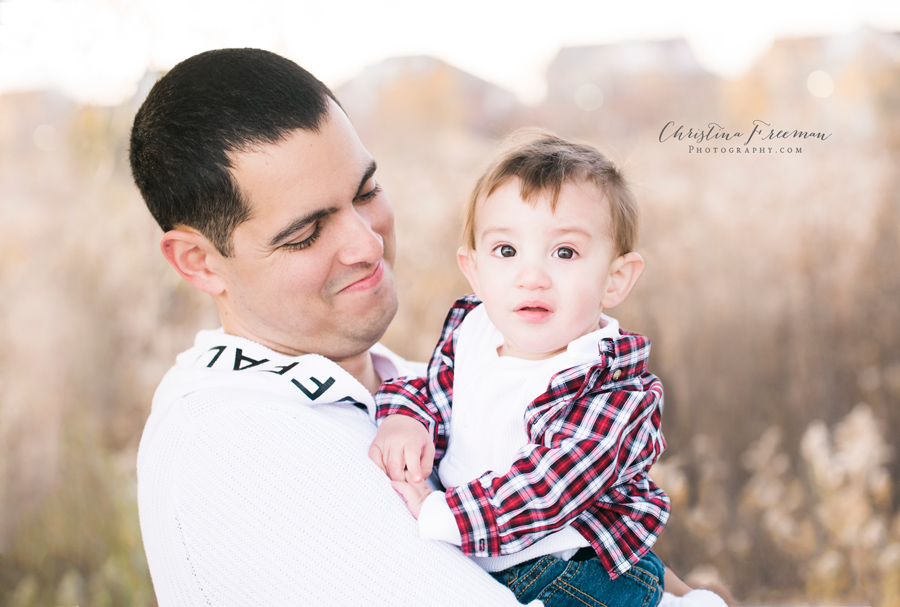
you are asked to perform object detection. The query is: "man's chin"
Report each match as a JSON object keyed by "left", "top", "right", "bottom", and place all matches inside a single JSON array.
[
  {"left": 366, "top": 288, "right": 399, "bottom": 342},
  {"left": 337, "top": 288, "right": 398, "bottom": 352}
]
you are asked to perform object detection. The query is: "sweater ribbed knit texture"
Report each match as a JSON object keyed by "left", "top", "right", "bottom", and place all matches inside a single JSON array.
[{"left": 137, "top": 330, "right": 537, "bottom": 606}]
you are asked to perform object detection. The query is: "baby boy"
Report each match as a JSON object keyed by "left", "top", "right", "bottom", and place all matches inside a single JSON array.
[{"left": 370, "top": 130, "right": 720, "bottom": 607}]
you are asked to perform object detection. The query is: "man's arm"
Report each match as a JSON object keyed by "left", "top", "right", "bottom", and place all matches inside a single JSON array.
[{"left": 140, "top": 388, "right": 538, "bottom": 606}]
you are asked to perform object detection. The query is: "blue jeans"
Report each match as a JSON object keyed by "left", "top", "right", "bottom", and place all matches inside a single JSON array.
[{"left": 490, "top": 549, "right": 665, "bottom": 607}]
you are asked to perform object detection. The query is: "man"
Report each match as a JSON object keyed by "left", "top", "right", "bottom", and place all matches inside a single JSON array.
[{"left": 129, "top": 48, "right": 536, "bottom": 605}]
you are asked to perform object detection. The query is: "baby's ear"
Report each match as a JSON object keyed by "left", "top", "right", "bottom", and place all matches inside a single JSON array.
[
  {"left": 601, "top": 252, "right": 644, "bottom": 310},
  {"left": 457, "top": 246, "right": 482, "bottom": 296}
]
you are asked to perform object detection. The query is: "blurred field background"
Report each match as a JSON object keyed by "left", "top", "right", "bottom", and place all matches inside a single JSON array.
[{"left": 1, "top": 4, "right": 899, "bottom": 606}]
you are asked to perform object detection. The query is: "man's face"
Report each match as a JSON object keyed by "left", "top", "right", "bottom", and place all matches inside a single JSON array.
[
  {"left": 459, "top": 178, "right": 619, "bottom": 360},
  {"left": 214, "top": 101, "right": 398, "bottom": 360}
]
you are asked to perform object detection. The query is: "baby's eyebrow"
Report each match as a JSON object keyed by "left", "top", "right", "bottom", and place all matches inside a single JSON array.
[
  {"left": 479, "top": 226, "right": 512, "bottom": 238},
  {"left": 549, "top": 226, "right": 593, "bottom": 238},
  {"left": 480, "top": 226, "right": 593, "bottom": 240}
]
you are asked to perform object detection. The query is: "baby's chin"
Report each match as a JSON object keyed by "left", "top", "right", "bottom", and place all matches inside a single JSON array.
[{"left": 498, "top": 339, "right": 569, "bottom": 360}]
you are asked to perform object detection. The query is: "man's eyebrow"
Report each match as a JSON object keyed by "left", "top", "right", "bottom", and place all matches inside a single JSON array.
[
  {"left": 356, "top": 160, "right": 377, "bottom": 196},
  {"left": 268, "top": 207, "right": 337, "bottom": 248},
  {"left": 267, "top": 160, "right": 376, "bottom": 248}
]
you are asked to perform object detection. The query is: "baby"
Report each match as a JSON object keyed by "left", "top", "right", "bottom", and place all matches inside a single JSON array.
[{"left": 370, "top": 130, "right": 721, "bottom": 607}]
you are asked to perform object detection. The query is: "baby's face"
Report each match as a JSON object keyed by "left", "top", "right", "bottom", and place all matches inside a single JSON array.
[{"left": 459, "top": 178, "right": 620, "bottom": 360}]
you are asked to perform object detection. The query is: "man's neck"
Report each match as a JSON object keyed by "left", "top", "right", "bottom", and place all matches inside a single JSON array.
[{"left": 336, "top": 350, "right": 381, "bottom": 395}]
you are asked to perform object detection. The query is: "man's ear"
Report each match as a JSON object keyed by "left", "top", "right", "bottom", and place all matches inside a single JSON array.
[
  {"left": 456, "top": 246, "right": 482, "bottom": 297},
  {"left": 160, "top": 229, "right": 227, "bottom": 295},
  {"left": 600, "top": 252, "right": 644, "bottom": 310}
]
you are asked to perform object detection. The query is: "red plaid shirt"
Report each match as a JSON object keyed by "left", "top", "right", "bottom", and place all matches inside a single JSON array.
[{"left": 375, "top": 295, "right": 669, "bottom": 578}]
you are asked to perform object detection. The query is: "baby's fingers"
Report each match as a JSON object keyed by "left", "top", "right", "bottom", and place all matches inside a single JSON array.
[
  {"left": 385, "top": 445, "right": 407, "bottom": 482},
  {"left": 391, "top": 480, "right": 419, "bottom": 517},
  {"left": 421, "top": 441, "right": 435, "bottom": 479},
  {"left": 404, "top": 444, "right": 424, "bottom": 483},
  {"left": 367, "top": 443, "right": 387, "bottom": 474},
  {"left": 391, "top": 479, "right": 412, "bottom": 501}
]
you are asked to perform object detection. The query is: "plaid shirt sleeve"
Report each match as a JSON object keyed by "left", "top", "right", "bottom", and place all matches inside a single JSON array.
[
  {"left": 444, "top": 332, "right": 669, "bottom": 575},
  {"left": 374, "top": 295, "right": 481, "bottom": 462}
]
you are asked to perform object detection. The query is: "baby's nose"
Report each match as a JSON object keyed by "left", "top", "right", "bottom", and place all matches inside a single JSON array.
[{"left": 516, "top": 263, "right": 552, "bottom": 290}]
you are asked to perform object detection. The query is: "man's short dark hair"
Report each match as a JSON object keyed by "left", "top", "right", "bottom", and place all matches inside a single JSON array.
[{"left": 129, "top": 48, "right": 338, "bottom": 256}]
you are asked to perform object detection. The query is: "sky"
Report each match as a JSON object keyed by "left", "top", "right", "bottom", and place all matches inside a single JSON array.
[{"left": 1, "top": 0, "right": 899, "bottom": 105}]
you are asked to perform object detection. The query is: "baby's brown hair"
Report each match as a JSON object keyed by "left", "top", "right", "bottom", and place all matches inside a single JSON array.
[{"left": 463, "top": 128, "right": 638, "bottom": 256}]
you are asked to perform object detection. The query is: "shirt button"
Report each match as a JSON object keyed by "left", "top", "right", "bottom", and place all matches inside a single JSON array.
[{"left": 612, "top": 370, "right": 622, "bottom": 380}]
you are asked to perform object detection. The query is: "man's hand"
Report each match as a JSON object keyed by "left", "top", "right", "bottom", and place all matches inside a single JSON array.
[
  {"left": 368, "top": 415, "right": 435, "bottom": 482},
  {"left": 391, "top": 472, "right": 434, "bottom": 519}
]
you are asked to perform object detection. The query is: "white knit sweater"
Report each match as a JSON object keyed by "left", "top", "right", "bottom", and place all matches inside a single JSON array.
[{"left": 137, "top": 329, "right": 538, "bottom": 606}]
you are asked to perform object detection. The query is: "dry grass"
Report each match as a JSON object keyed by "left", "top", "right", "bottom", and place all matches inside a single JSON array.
[{"left": 1, "top": 35, "right": 898, "bottom": 605}]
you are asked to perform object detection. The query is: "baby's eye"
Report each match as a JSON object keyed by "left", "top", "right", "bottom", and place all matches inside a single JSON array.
[
  {"left": 494, "top": 244, "right": 516, "bottom": 258},
  {"left": 554, "top": 247, "right": 576, "bottom": 259}
]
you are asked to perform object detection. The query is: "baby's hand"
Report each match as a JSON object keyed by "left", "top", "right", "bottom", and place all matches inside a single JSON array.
[
  {"left": 392, "top": 472, "right": 433, "bottom": 519},
  {"left": 368, "top": 415, "right": 435, "bottom": 482}
]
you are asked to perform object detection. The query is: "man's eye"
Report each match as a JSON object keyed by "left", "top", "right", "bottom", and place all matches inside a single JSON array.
[
  {"left": 283, "top": 223, "right": 321, "bottom": 251},
  {"left": 554, "top": 247, "right": 576, "bottom": 259},
  {"left": 494, "top": 245, "right": 516, "bottom": 258},
  {"left": 357, "top": 183, "right": 382, "bottom": 203}
]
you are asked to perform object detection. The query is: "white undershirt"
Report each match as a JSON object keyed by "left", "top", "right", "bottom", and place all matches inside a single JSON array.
[{"left": 418, "top": 305, "right": 621, "bottom": 572}]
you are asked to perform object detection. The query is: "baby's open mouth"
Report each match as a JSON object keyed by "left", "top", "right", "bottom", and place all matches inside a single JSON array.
[{"left": 514, "top": 303, "right": 553, "bottom": 321}]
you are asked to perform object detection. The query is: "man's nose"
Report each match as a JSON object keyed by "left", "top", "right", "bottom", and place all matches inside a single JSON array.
[{"left": 336, "top": 208, "right": 383, "bottom": 266}]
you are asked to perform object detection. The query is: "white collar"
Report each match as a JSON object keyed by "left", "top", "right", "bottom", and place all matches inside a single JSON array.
[{"left": 156, "top": 329, "right": 413, "bottom": 423}]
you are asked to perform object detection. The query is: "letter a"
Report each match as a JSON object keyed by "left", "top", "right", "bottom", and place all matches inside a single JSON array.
[{"left": 291, "top": 376, "right": 336, "bottom": 400}]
